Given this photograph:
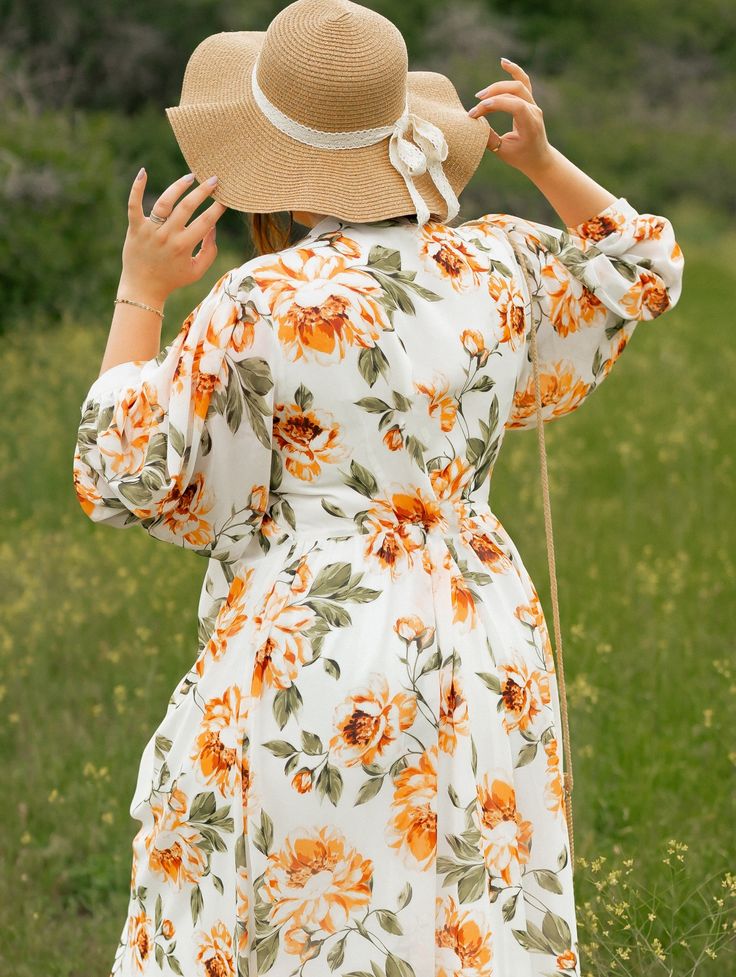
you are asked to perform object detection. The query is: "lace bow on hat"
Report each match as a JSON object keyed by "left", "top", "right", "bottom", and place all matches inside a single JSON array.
[{"left": 388, "top": 111, "right": 460, "bottom": 227}]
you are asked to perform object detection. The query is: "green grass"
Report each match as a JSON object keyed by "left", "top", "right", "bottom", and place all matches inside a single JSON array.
[{"left": 0, "top": 205, "right": 733, "bottom": 976}]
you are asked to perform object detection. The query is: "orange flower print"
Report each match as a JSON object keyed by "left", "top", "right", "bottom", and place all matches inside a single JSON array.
[
  {"left": 386, "top": 744, "right": 437, "bottom": 871},
  {"left": 196, "top": 566, "right": 254, "bottom": 677},
  {"left": 463, "top": 526, "right": 513, "bottom": 574},
  {"left": 439, "top": 666, "right": 470, "bottom": 755},
  {"left": 415, "top": 373, "right": 458, "bottom": 432},
  {"left": 240, "top": 741, "right": 259, "bottom": 826},
  {"left": 195, "top": 920, "right": 235, "bottom": 977},
  {"left": 429, "top": 456, "right": 474, "bottom": 508},
  {"left": 235, "top": 865, "right": 250, "bottom": 955},
  {"left": 508, "top": 360, "right": 591, "bottom": 426},
  {"left": 435, "top": 894, "right": 494, "bottom": 977},
  {"left": 362, "top": 490, "right": 444, "bottom": 579},
  {"left": 289, "top": 556, "right": 313, "bottom": 595},
  {"left": 460, "top": 328, "right": 490, "bottom": 365},
  {"left": 190, "top": 684, "right": 247, "bottom": 796},
  {"left": 252, "top": 249, "right": 389, "bottom": 364},
  {"left": 144, "top": 786, "right": 208, "bottom": 888},
  {"left": 497, "top": 649, "right": 551, "bottom": 734},
  {"left": 599, "top": 329, "right": 632, "bottom": 380},
  {"left": 262, "top": 825, "right": 373, "bottom": 937},
  {"left": 229, "top": 298, "right": 260, "bottom": 355},
  {"left": 418, "top": 223, "right": 490, "bottom": 291},
  {"left": 383, "top": 424, "right": 404, "bottom": 451},
  {"left": 72, "top": 457, "right": 104, "bottom": 516},
  {"left": 621, "top": 270, "right": 671, "bottom": 319},
  {"left": 329, "top": 672, "right": 417, "bottom": 767},
  {"left": 161, "top": 918, "right": 175, "bottom": 940},
  {"left": 557, "top": 948, "right": 579, "bottom": 971},
  {"left": 291, "top": 768, "right": 314, "bottom": 793},
  {"left": 450, "top": 572, "right": 477, "bottom": 632},
  {"left": 394, "top": 615, "right": 435, "bottom": 650},
  {"left": 543, "top": 735, "right": 565, "bottom": 817},
  {"left": 514, "top": 591, "right": 554, "bottom": 669},
  {"left": 574, "top": 209, "right": 625, "bottom": 242},
  {"left": 283, "top": 926, "right": 321, "bottom": 964},
  {"left": 273, "top": 401, "right": 347, "bottom": 481},
  {"left": 539, "top": 259, "right": 607, "bottom": 337},
  {"left": 488, "top": 272, "right": 527, "bottom": 347},
  {"left": 251, "top": 579, "right": 316, "bottom": 693},
  {"left": 156, "top": 471, "right": 218, "bottom": 548},
  {"left": 127, "top": 910, "right": 153, "bottom": 973},
  {"left": 96, "top": 380, "right": 165, "bottom": 480},
  {"left": 475, "top": 772, "right": 533, "bottom": 884}
]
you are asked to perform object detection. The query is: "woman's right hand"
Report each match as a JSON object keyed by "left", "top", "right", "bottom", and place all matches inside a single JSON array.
[
  {"left": 118, "top": 170, "right": 228, "bottom": 305},
  {"left": 467, "top": 59, "right": 553, "bottom": 175}
]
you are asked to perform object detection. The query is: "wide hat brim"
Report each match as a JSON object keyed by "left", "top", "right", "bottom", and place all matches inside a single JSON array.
[{"left": 165, "top": 31, "right": 491, "bottom": 223}]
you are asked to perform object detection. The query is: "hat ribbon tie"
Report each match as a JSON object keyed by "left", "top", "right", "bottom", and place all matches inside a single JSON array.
[{"left": 388, "top": 110, "right": 460, "bottom": 228}]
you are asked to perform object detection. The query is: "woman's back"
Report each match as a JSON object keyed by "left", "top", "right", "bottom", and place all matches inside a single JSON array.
[{"left": 74, "top": 196, "right": 682, "bottom": 977}]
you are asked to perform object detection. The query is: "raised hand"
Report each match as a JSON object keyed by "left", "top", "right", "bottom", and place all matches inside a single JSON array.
[
  {"left": 468, "top": 58, "right": 553, "bottom": 175},
  {"left": 119, "top": 169, "right": 228, "bottom": 305}
]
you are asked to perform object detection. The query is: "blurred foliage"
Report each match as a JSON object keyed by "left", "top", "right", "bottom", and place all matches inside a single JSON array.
[{"left": 0, "top": 0, "right": 733, "bottom": 328}]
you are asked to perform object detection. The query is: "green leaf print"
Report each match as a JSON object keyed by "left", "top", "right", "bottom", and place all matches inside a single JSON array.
[
  {"left": 253, "top": 810, "right": 274, "bottom": 856},
  {"left": 307, "top": 561, "right": 353, "bottom": 597},
  {"left": 340, "top": 459, "right": 379, "bottom": 498},
  {"left": 294, "top": 382, "right": 314, "bottom": 411},
  {"left": 533, "top": 868, "right": 565, "bottom": 894},
  {"left": 457, "top": 863, "right": 486, "bottom": 904},
  {"left": 376, "top": 909, "right": 403, "bottom": 935},
  {"left": 358, "top": 344, "right": 390, "bottom": 387},
  {"left": 190, "top": 883, "right": 203, "bottom": 926},
  {"left": 315, "top": 761, "right": 343, "bottom": 806}
]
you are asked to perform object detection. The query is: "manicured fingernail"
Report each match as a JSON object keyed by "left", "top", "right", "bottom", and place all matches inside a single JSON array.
[
  {"left": 475, "top": 89, "right": 487, "bottom": 97},
  {"left": 501, "top": 57, "right": 511, "bottom": 64},
  {"left": 467, "top": 107, "right": 477, "bottom": 116},
  {"left": 183, "top": 172, "right": 194, "bottom": 182},
  {"left": 136, "top": 167, "right": 145, "bottom": 181},
  {"left": 207, "top": 175, "right": 218, "bottom": 186}
]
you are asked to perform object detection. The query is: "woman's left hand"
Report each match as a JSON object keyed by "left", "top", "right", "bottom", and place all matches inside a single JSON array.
[
  {"left": 118, "top": 169, "right": 228, "bottom": 305},
  {"left": 468, "top": 59, "right": 552, "bottom": 175}
]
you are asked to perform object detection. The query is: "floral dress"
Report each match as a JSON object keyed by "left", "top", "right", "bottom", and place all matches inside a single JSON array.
[{"left": 73, "top": 196, "right": 684, "bottom": 977}]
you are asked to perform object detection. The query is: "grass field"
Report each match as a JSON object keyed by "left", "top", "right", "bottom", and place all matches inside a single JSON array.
[{"left": 0, "top": 200, "right": 733, "bottom": 976}]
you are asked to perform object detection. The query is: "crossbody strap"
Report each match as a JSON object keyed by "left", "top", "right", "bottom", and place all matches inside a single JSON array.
[{"left": 528, "top": 317, "right": 576, "bottom": 867}]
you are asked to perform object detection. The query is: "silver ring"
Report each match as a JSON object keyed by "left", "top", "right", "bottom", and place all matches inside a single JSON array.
[{"left": 148, "top": 211, "right": 168, "bottom": 225}]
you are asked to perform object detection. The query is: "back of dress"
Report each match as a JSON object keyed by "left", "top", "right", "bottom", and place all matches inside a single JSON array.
[{"left": 73, "top": 197, "right": 683, "bottom": 977}]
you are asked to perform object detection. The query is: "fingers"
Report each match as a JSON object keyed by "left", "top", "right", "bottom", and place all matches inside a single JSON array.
[
  {"left": 148, "top": 172, "right": 199, "bottom": 224},
  {"left": 499, "top": 58, "right": 533, "bottom": 93},
  {"left": 468, "top": 92, "right": 541, "bottom": 133},
  {"left": 472, "top": 79, "right": 535, "bottom": 106},
  {"left": 127, "top": 167, "right": 147, "bottom": 229},
  {"left": 191, "top": 225, "right": 218, "bottom": 277},
  {"left": 168, "top": 175, "right": 220, "bottom": 230},
  {"left": 181, "top": 199, "right": 228, "bottom": 250}
]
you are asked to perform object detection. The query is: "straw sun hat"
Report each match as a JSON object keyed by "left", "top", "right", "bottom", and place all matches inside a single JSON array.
[{"left": 164, "top": 0, "right": 491, "bottom": 227}]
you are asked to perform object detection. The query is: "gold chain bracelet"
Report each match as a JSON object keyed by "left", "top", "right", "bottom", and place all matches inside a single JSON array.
[{"left": 114, "top": 297, "right": 165, "bottom": 320}]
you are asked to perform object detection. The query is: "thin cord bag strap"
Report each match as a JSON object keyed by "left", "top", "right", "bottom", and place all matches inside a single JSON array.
[{"left": 528, "top": 317, "right": 576, "bottom": 867}]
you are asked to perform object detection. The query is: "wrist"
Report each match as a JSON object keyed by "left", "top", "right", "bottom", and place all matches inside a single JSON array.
[
  {"left": 117, "top": 275, "right": 169, "bottom": 309},
  {"left": 516, "top": 144, "right": 561, "bottom": 182}
]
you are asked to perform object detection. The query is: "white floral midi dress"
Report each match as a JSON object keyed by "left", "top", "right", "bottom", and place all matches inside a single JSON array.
[{"left": 73, "top": 196, "right": 684, "bottom": 977}]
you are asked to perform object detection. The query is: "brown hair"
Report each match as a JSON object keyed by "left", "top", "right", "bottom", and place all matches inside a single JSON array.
[{"left": 247, "top": 211, "right": 294, "bottom": 256}]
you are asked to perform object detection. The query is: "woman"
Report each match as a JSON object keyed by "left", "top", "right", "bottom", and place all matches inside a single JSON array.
[{"left": 72, "top": 1, "right": 684, "bottom": 975}]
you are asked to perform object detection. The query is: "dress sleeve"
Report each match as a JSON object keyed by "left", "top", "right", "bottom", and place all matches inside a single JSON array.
[
  {"left": 73, "top": 268, "right": 277, "bottom": 563},
  {"left": 467, "top": 196, "right": 685, "bottom": 430}
]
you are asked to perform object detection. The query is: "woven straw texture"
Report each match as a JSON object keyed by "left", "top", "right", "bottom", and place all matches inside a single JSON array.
[{"left": 165, "top": 0, "right": 490, "bottom": 221}]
